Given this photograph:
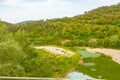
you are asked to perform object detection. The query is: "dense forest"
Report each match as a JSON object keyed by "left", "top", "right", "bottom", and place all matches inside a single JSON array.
[
  {"left": 10, "top": 3, "right": 120, "bottom": 49},
  {"left": 0, "top": 3, "right": 120, "bottom": 78}
]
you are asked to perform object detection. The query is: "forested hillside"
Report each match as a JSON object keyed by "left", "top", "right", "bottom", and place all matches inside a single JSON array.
[
  {"left": 1, "top": 2, "right": 120, "bottom": 79},
  {"left": 0, "top": 21, "right": 81, "bottom": 77},
  {"left": 13, "top": 3, "right": 120, "bottom": 48}
]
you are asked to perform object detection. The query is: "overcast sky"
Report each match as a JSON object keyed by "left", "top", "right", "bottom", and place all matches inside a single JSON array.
[{"left": 0, "top": 0, "right": 120, "bottom": 23}]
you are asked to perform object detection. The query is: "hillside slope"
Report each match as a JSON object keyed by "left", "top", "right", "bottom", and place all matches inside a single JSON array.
[{"left": 11, "top": 3, "right": 120, "bottom": 48}]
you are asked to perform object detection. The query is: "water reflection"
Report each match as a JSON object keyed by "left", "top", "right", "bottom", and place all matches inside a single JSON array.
[
  {"left": 82, "top": 63, "right": 95, "bottom": 67},
  {"left": 77, "top": 49, "right": 100, "bottom": 58},
  {"left": 67, "top": 71, "right": 95, "bottom": 80}
]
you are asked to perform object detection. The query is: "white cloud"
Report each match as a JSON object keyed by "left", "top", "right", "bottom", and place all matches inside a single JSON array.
[
  {"left": 0, "top": 0, "right": 22, "bottom": 6},
  {"left": 0, "top": 0, "right": 120, "bottom": 23}
]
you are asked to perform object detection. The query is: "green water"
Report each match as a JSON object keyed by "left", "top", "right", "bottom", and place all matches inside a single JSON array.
[
  {"left": 82, "top": 63, "right": 95, "bottom": 67},
  {"left": 76, "top": 49, "right": 100, "bottom": 58},
  {"left": 67, "top": 47, "right": 120, "bottom": 80},
  {"left": 67, "top": 48, "right": 100, "bottom": 79}
]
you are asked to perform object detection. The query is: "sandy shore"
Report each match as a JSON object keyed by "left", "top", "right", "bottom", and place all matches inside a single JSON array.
[
  {"left": 86, "top": 48, "right": 120, "bottom": 64},
  {"left": 34, "top": 46, "right": 74, "bottom": 57}
]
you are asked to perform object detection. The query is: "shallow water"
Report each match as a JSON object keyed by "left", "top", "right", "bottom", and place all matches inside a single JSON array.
[
  {"left": 77, "top": 49, "right": 100, "bottom": 58},
  {"left": 67, "top": 71, "right": 95, "bottom": 80},
  {"left": 66, "top": 48, "right": 100, "bottom": 80},
  {"left": 82, "top": 62, "right": 95, "bottom": 67}
]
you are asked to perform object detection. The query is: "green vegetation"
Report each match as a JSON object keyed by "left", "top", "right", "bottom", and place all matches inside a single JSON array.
[
  {"left": 0, "top": 21, "right": 82, "bottom": 77},
  {"left": 0, "top": 3, "right": 120, "bottom": 79},
  {"left": 24, "top": 49, "right": 81, "bottom": 77},
  {"left": 76, "top": 55, "right": 120, "bottom": 80},
  {"left": 11, "top": 3, "right": 120, "bottom": 49},
  {"left": 0, "top": 22, "right": 26, "bottom": 76},
  {"left": 69, "top": 47, "right": 120, "bottom": 80}
]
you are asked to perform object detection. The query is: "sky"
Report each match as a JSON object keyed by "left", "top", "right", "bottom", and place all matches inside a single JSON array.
[{"left": 0, "top": 0, "right": 120, "bottom": 23}]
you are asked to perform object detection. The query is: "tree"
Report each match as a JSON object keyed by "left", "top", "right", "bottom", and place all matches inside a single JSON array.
[
  {"left": 0, "top": 63, "right": 25, "bottom": 76},
  {"left": 89, "top": 39, "right": 97, "bottom": 47},
  {"left": 109, "top": 35, "right": 119, "bottom": 48},
  {"left": 0, "top": 22, "right": 26, "bottom": 76}
]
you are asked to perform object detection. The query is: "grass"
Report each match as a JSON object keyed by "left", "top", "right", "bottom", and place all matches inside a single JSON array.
[
  {"left": 23, "top": 49, "right": 81, "bottom": 78},
  {"left": 76, "top": 55, "right": 120, "bottom": 80},
  {"left": 69, "top": 47, "right": 120, "bottom": 80}
]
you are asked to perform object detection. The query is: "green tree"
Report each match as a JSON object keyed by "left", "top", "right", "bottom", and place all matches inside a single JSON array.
[
  {"left": 0, "top": 22, "right": 26, "bottom": 76},
  {"left": 109, "top": 35, "right": 119, "bottom": 48},
  {"left": 89, "top": 39, "right": 97, "bottom": 47}
]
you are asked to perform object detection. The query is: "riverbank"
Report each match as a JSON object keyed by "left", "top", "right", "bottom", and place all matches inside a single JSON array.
[
  {"left": 86, "top": 48, "right": 120, "bottom": 64},
  {"left": 34, "top": 46, "right": 75, "bottom": 57}
]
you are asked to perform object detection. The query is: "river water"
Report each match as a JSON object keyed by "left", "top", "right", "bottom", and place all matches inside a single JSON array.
[
  {"left": 67, "top": 71, "right": 95, "bottom": 80},
  {"left": 66, "top": 49, "right": 101, "bottom": 80}
]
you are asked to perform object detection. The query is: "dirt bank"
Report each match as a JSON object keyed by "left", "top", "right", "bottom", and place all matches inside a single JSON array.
[
  {"left": 34, "top": 46, "right": 75, "bottom": 57},
  {"left": 86, "top": 48, "right": 120, "bottom": 64}
]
